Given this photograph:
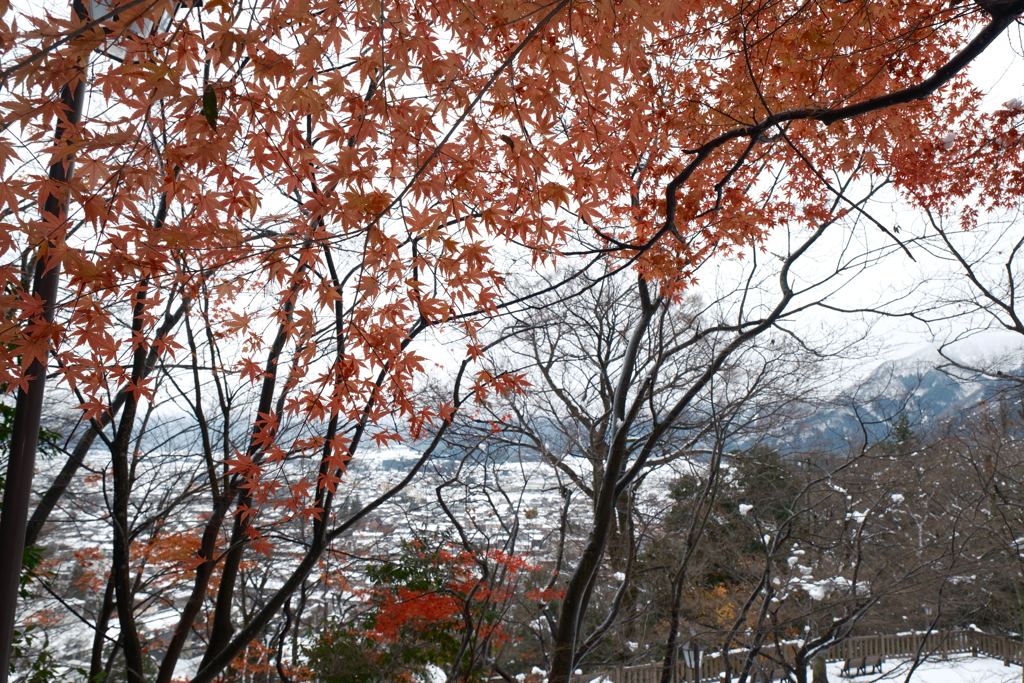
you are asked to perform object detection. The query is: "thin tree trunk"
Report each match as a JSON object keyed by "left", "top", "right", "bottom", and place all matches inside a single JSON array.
[
  {"left": 198, "top": 283, "right": 299, "bottom": 671},
  {"left": 109, "top": 282, "right": 151, "bottom": 683},
  {"left": 25, "top": 299, "right": 185, "bottom": 549},
  {"left": 0, "top": 5, "right": 88, "bottom": 677},
  {"left": 89, "top": 577, "right": 116, "bottom": 683},
  {"left": 660, "top": 448, "right": 723, "bottom": 683}
]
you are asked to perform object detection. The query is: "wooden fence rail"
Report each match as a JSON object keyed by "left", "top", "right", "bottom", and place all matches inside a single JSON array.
[{"left": 564, "top": 630, "right": 1024, "bottom": 683}]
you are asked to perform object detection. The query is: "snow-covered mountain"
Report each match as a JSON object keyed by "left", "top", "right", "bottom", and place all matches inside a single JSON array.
[{"left": 787, "top": 340, "right": 1024, "bottom": 452}]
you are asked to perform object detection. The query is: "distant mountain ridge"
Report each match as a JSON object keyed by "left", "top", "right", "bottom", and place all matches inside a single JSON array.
[{"left": 787, "top": 344, "right": 1024, "bottom": 452}]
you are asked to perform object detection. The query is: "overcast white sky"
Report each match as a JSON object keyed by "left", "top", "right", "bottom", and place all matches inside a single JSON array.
[
  {"left": 739, "top": 23, "right": 1024, "bottom": 371},
  {"left": 877, "top": 26, "right": 1024, "bottom": 364}
]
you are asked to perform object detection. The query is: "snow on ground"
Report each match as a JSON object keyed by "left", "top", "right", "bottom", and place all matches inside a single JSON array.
[
  {"left": 826, "top": 656, "right": 1022, "bottom": 683},
  {"left": 549, "top": 656, "right": 1024, "bottom": 683}
]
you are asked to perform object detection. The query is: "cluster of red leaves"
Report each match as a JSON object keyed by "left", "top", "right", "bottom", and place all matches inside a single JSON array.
[
  {"left": 0, "top": 3, "right": 1020, "bottom": 675},
  {"left": 227, "top": 639, "right": 311, "bottom": 682},
  {"left": 22, "top": 609, "right": 61, "bottom": 629},
  {"left": 364, "top": 544, "right": 541, "bottom": 649},
  {"left": 131, "top": 527, "right": 204, "bottom": 583},
  {"left": 369, "top": 586, "right": 465, "bottom": 644},
  {"left": 1, "top": 0, "right": 1018, "bottom": 425},
  {"left": 525, "top": 586, "right": 566, "bottom": 604},
  {"left": 71, "top": 547, "right": 106, "bottom": 593}
]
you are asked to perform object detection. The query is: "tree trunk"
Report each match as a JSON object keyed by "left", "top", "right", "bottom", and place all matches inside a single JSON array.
[
  {"left": 89, "top": 578, "right": 116, "bottom": 683},
  {"left": 811, "top": 656, "right": 827, "bottom": 683},
  {"left": 109, "top": 284, "right": 151, "bottom": 683},
  {"left": 0, "top": 5, "right": 88, "bottom": 678},
  {"left": 25, "top": 299, "right": 185, "bottom": 549}
]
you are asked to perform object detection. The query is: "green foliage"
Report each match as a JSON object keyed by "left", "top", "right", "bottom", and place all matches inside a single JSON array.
[
  {"left": 9, "top": 626, "right": 59, "bottom": 683},
  {"left": 725, "top": 446, "right": 803, "bottom": 526},
  {"left": 305, "top": 537, "right": 470, "bottom": 683},
  {"left": 9, "top": 532, "right": 55, "bottom": 680},
  {"left": 363, "top": 539, "right": 453, "bottom": 594},
  {"left": 885, "top": 413, "right": 916, "bottom": 449},
  {"left": 668, "top": 447, "right": 802, "bottom": 534},
  {"left": 19, "top": 545, "right": 45, "bottom": 599},
  {"left": 303, "top": 625, "right": 380, "bottom": 683},
  {"left": 0, "top": 402, "right": 63, "bottom": 462}
]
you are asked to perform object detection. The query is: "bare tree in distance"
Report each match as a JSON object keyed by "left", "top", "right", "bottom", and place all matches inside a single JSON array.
[{"left": 430, "top": 173, "right": 935, "bottom": 681}]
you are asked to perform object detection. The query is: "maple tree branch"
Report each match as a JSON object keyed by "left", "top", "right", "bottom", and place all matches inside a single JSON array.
[
  {"left": 24, "top": 569, "right": 116, "bottom": 643},
  {"left": 0, "top": 0, "right": 161, "bottom": 86},
  {"left": 88, "top": 579, "right": 116, "bottom": 683},
  {"left": 355, "top": 0, "right": 571, "bottom": 234},
  {"left": 815, "top": 6, "right": 1024, "bottom": 125},
  {"left": 179, "top": 315, "right": 220, "bottom": 502},
  {"left": 191, "top": 302, "right": 482, "bottom": 682},
  {"left": 652, "top": 5, "right": 1023, "bottom": 255},
  {"left": 25, "top": 298, "right": 187, "bottom": 549},
  {"left": 189, "top": 385, "right": 462, "bottom": 683},
  {"left": 781, "top": 133, "right": 916, "bottom": 261},
  {"left": 199, "top": 272, "right": 304, "bottom": 672},
  {"left": 435, "top": 454, "right": 478, "bottom": 554}
]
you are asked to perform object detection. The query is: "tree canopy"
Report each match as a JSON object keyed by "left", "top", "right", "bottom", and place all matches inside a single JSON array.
[{"left": 1, "top": 0, "right": 1023, "bottom": 680}]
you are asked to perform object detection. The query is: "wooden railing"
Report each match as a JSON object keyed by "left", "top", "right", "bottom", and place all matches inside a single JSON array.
[
  {"left": 826, "top": 631, "right": 1022, "bottom": 665},
  {"left": 564, "top": 630, "right": 1024, "bottom": 683}
]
